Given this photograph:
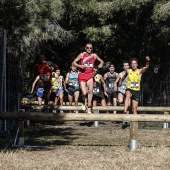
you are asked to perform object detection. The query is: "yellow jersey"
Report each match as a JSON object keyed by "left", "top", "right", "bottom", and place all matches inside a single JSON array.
[{"left": 126, "top": 69, "right": 141, "bottom": 91}]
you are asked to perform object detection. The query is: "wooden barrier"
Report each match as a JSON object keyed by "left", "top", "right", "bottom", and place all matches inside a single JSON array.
[
  {"left": 21, "top": 105, "right": 170, "bottom": 112},
  {"left": 1, "top": 112, "right": 170, "bottom": 122},
  {"left": 1, "top": 106, "right": 170, "bottom": 150}
]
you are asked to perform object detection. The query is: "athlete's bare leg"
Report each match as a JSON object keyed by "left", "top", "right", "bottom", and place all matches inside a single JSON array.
[
  {"left": 113, "top": 98, "right": 117, "bottom": 114},
  {"left": 124, "top": 91, "right": 132, "bottom": 113},
  {"left": 86, "top": 78, "right": 93, "bottom": 107},
  {"left": 79, "top": 82, "right": 87, "bottom": 106},
  {"left": 117, "top": 93, "right": 124, "bottom": 104},
  {"left": 59, "top": 92, "right": 64, "bottom": 106},
  {"left": 101, "top": 99, "right": 106, "bottom": 106},
  {"left": 74, "top": 91, "right": 79, "bottom": 106},
  {"left": 132, "top": 100, "right": 138, "bottom": 114},
  {"left": 38, "top": 97, "right": 42, "bottom": 105},
  {"left": 68, "top": 94, "right": 73, "bottom": 106}
]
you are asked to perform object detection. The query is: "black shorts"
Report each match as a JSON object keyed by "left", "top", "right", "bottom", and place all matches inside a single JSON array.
[
  {"left": 68, "top": 86, "right": 80, "bottom": 96},
  {"left": 93, "top": 93, "right": 105, "bottom": 102},
  {"left": 126, "top": 88, "right": 140, "bottom": 102},
  {"left": 49, "top": 92, "right": 56, "bottom": 102},
  {"left": 107, "top": 91, "right": 117, "bottom": 102},
  {"left": 43, "top": 81, "right": 51, "bottom": 91}
]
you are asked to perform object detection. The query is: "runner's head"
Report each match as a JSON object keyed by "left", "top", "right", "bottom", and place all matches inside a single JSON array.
[
  {"left": 109, "top": 64, "right": 115, "bottom": 73},
  {"left": 94, "top": 65, "right": 98, "bottom": 74},
  {"left": 56, "top": 68, "right": 61, "bottom": 76},
  {"left": 130, "top": 58, "right": 138, "bottom": 70},
  {"left": 85, "top": 43, "right": 93, "bottom": 54},
  {"left": 39, "top": 54, "right": 46, "bottom": 63},
  {"left": 70, "top": 64, "right": 77, "bottom": 72},
  {"left": 123, "top": 60, "right": 129, "bottom": 71}
]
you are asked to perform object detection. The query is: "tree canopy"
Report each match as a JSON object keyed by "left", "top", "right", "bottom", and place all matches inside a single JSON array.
[{"left": 0, "top": 0, "right": 170, "bottom": 91}]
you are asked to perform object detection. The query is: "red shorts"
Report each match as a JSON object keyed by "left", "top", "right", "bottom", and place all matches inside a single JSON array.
[{"left": 78, "top": 73, "right": 94, "bottom": 83}]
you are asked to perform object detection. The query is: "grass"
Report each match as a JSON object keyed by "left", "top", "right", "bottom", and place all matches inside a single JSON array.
[{"left": 0, "top": 121, "right": 170, "bottom": 169}]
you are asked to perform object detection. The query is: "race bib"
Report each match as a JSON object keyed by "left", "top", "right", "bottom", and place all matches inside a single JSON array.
[
  {"left": 69, "top": 81, "right": 77, "bottom": 87},
  {"left": 109, "top": 83, "right": 114, "bottom": 88},
  {"left": 84, "top": 62, "right": 93, "bottom": 68},
  {"left": 122, "top": 85, "right": 126, "bottom": 90},
  {"left": 131, "top": 82, "right": 139, "bottom": 88},
  {"left": 41, "top": 74, "right": 50, "bottom": 81},
  {"left": 93, "top": 87, "right": 100, "bottom": 93}
]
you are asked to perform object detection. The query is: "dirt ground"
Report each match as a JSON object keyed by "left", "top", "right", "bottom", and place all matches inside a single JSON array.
[{"left": 1, "top": 121, "right": 170, "bottom": 170}]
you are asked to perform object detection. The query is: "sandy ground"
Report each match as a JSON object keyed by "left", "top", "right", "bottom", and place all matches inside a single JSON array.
[{"left": 1, "top": 121, "right": 170, "bottom": 170}]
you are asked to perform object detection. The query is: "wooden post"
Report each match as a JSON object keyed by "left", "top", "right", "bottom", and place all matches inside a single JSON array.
[
  {"left": 129, "top": 121, "right": 138, "bottom": 150},
  {"left": 163, "top": 112, "right": 169, "bottom": 129},
  {"left": 94, "top": 110, "right": 99, "bottom": 127},
  {"left": 18, "top": 120, "right": 25, "bottom": 147}
]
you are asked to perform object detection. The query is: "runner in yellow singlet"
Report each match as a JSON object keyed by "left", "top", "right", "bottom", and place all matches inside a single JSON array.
[{"left": 120, "top": 56, "right": 150, "bottom": 116}]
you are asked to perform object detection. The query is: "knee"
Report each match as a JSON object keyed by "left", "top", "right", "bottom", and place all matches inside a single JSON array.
[
  {"left": 132, "top": 107, "right": 137, "bottom": 112},
  {"left": 88, "top": 90, "right": 93, "bottom": 95},
  {"left": 126, "top": 94, "right": 131, "bottom": 100},
  {"left": 82, "top": 91, "right": 87, "bottom": 96}
]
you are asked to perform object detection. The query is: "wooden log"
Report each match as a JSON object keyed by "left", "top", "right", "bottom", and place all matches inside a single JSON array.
[
  {"left": 129, "top": 121, "right": 138, "bottom": 150},
  {"left": 20, "top": 105, "right": 170, "bottom": 112},
  {"left": 163, "top": 112, "right": 169, "bottom": 129},
  {"left": 18, "top": 120, "right": 25, "bottom": 146},
  {"left": 2, "top": 112, "right": 170, "bottom": 122}
]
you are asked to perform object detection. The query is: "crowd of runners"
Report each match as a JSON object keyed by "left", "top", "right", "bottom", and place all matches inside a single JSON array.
[{"left": 31, "top": 43, "right": 150, "bottom": 128}]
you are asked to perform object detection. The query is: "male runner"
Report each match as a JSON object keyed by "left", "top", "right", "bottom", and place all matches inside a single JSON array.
[
  {"left": 114, "top": 61, "right": 130, "bottom": 128},
  {"left": 120, "top": 56, "right": 150, "bottom": 115},
  {"left": 104, "top": 64, "right": 118, "bottom": 114},
  {"left": 114, "top": 61, "right": 130, "bottom": 104},
  {"left": 92, "top": 67, "right": 107, "bottom": 107},
  {"left": 72, "top": 43, "right": 104, "bottom": 113},
  {"left": 64, "top": 65, "right": 80, "bottom": 108},
  {"left": 54, "top": 68, "right": 64, "bottom": 113}
]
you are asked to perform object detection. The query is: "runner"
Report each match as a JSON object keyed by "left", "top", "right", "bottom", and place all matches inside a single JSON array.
[
  {"left": 64, "top": 65, "right": 80, "bottom": 112},
  {"left": 35, "top": 54, "right": 54, "bottom": 105},
  {"left": 120, "top": 56, "right": 150, "bottom": 116},
  {"left": 92, "top": 67, "right": 107, "bottom": 107},
  {"left": 72, "top": 43, "right": 104, "bottom": 113},
  {"left": 114, "top": 61, "right": 130, "bottom": 128},
  {"left": 114, "top": 61, "right": 130, "bottom": 104},
  {"left": 49, "top": 66, "right": 60, "bottom": 108},
  {"left": 31, "top": 75, "right": 44, "bottom": 105},
  {"left": 104, "top": 64, "right": 118, "bottom": 114},
  {"left": 54, "top": 68, "right": 64, "bottom": 113}
]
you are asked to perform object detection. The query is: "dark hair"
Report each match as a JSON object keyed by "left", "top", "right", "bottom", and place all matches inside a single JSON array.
[
  {"left": 109, "top": 64, "right": 115, "bottom": 68},
  {"left": 123, "top": 60, "right": 129, "bottom": 65},
  {"left": 130, "top": 58, "right": 138, "bottom": 64},
  {"left": 85, "top": 42, "right": 93, "bottom": 47}
]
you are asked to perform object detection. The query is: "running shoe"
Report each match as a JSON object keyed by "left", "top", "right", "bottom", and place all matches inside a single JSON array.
[
  {"left": 122, "top": 121, "right": 128, "bottom": 129},
  {"left": 87, "top": 106, "right": 92, "bottom": 114},
  {"left": 81, "top": 104, "right": 86, "bottom": 111}
]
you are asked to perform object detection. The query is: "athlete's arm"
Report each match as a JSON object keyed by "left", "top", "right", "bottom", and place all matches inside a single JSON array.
[
  {"left": 95, "top": 54, "right": 104, "bottom": 68},
  {"left": 72, "top": 53, "right": 86, "bottom": 69},
  {"left": 64, "top": 73, "right": 69, "bottom": 92},
  {"left": 140, "top": 56, "right": 150, "bottom": 74},
  {"left": 114, "top": 73, "right": 121, "bottom": 91},
  {"left": 100, "top": 75, "right": 108, "bottom": 97},
  {"left": 31, "top": 75, "right": 40, "bottom": 93},
  {"left": 119, "top": 70, "right": 128, "bottom": 85},
  {"left": 103, "top": 73, "right": 107, "bottom": 81}
]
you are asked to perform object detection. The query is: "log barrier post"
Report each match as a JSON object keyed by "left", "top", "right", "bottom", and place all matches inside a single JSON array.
[
  {"left": 129, "top": 121, "right": 138, "bottom": 150},
  {"left": 94, "top": 110, "right": 99, "bottom": 127},
  {"left": 163, "top": 112, "right": 169, "bottom": 129},
  {"left": 18, "top": 119, "right": 25, "bottom": 147}
]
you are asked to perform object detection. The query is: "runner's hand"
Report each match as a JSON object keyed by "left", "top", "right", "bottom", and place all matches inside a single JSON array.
[
  {"left": 98, "top": 63, "right": 103, "bottom": 68},
  {"left": 104, "top": 91, "right": 108, "bottom": 97},
  {"left": 80, "top": 65, "right": 86, "bottom": 69},
  {"left": 146, "top": 56, "right": 150, "bottom": 62}
]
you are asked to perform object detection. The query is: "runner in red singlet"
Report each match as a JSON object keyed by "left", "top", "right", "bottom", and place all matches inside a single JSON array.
[
  {"left": 35, "top": 54, "right": 56, "bottom": 105},
  {"left": 72, "top": 43, "right": 104, "bottom": 113}
]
